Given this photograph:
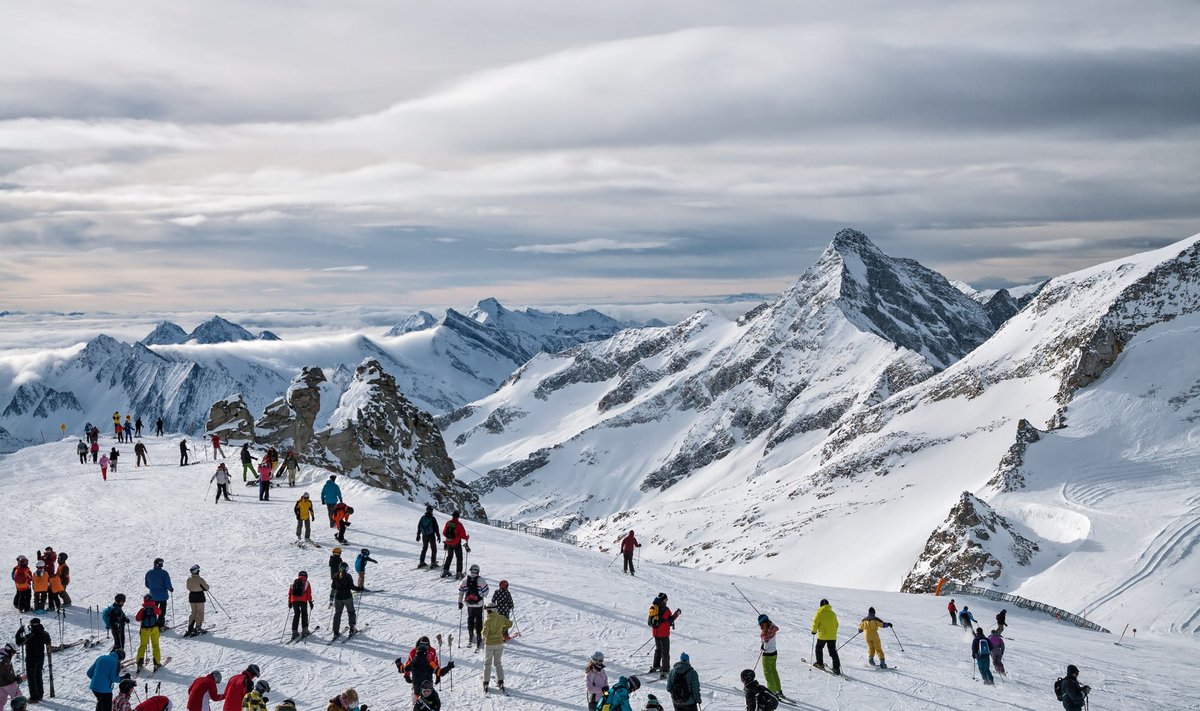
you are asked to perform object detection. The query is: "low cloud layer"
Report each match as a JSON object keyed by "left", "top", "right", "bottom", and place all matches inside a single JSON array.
[{"left": 1, "top": 2, "right": 1198, "bottom": 310}]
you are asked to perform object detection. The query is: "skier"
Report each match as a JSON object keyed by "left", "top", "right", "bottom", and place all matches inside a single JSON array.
[
  {"left": 211, "top": 464, "right": 233, "bottom": 503},
  {"left": 155, "top": 417, "right": 163, "bottom": 436},
  {"left": 947, "top": 599, "right": 957, "bottom": 625},
  {"left": 481, "top": 605, "right": 511, "bottom": 692},
  {"left": 959, "top": 606, "right": 977, "bottom": 629},
  {"left": 0, "top": 645, "right": 21, "bottom": 710},
  {"left": 585, "top": 651, "right": 608, "bottom": 711},
  {"left": 100, "top": 453, "right": 110, "bottom": 481},
  {"left": 282, "top": 450, "right": 299, "bottom": 486},
  {"left": 135, "top": 440, "right": 149, "bottom": 467},
  {"left": 106, "top": 594, "right": 131, "bottom": 653},
  {"left": 144, "top": 558, "right": 173, "bottom": 630},
  {"left": 115, "top": 423, "right": 124, "bottom": 443},
  {"left": 332, "top": 503, "right": 354, "bottom": 543},
  {"left": 288, "top": 571, "right": 313, "bottom": 641},
  {"left": 457, "top": 564, "right": 489, "bottom": 650},
  {"left": 414, "top": 679, "right": 440, "bottom": 711},
  {"left": 16, "top": 619, "right": 50, "bottom": 704},
  {"left": 257, "top": 460, "right": 273, "bottom": 501},
  {"left": 620, "top": 530, "right": 641, "bottom": 576},
  {"left": 757, "top": 614, "right": 783, "bottom": 698},
  {"left": 330, "top": 562, "right": 365, "bottom": 639},
  {"left": 858, "top": 607, "right": 893, "bottom": 668},
  {"left": 179, "top": 439, "right": 190, "bottom": 466},
  {"left": 987, "top": 629, "right": 1006, "bottom": 675},
  {"left": 415, "top": 505, "right": 440, "bottom": 568},
  {"left": 971, "top": 628, "right": 994, "bottom": 685},
  {"left": 354, "top": 549, "right": 378, "bottom": 588},
  {"left": 221, "top": 664, "right": 259, "bottom": 711},
  {"left": 86, "top": 648, "right": 124, "bottom": 711},
  {"left": 211, "top": 434, "right": 226, "bottom": 459},
  {"left": 740, "top": 669, "right": 780, "bottom": 711},
  {"left": 995, "top": 609, "right": 1008, "bottom": 634},
  {"left": 1059, "top": 664, "right": 1090, "bottom": 711},
  {"left": 242, "top": 680, "right": 270, "bottom": 711},
  {"left": 185, "top": 564, "right": 209, "bottom": 637},
  {"left": 666, "top": 652, "right": 701, "bottom": 711},
  {"left": 399, "top": 636, "right": 447, "bottom": 701},
  {"left": 56, "top": 551, "right": 72, "bottom": 606},
  {"left": 114, "top": 678, "right": 137, "bottom": 711},
  {"left": 325, "top": 688, "right": 363, "bottom": 711},
  {"left": 604, "top": 676, "right": 641, "bottom": 711},
  {"left": 491, "top": 579, "right": 515, "bottom": 629},
  {"left": 440, "top": 512, "right": 470, "bottom": 579},
  {"left": 294, "top": 493, "right": 315, "bottom": 541},
  {"left": 91, "top": 439, "right": 100, "bottom": 463},
  {"left": 124, "top": 415, "right": 133, "bottom": 440},
  {"left": 327, "top": 547, "right": 343, "bottom": 604},
  {"left": 320, "top": 475, "right": 343, "bottom": 527},
  {"left": 186, "top": 670, "right": 224, "bottom": 711},
  {"left": 240, "top": 444, "right": 257, "bottom": 483},
  {"left": 135, "top": 417, "right": 143, "bottom": 437},
  {"left": 78, "top": 439, "right": 89, "bottom": 464},
  {"left": 811, "top": 598, "right": 841, "bottom": 675},
  {"left": 109, "top": 446, "right": 120, "bottom": 473},
  {"left": 648, "top": 593, "right": 681, "bottom": 678},
  {"left": 134, "top": 595, "right": 164, "bottom": 672},
  {"left": 30, "top": 561, "right": 49, "bottom": 612}
]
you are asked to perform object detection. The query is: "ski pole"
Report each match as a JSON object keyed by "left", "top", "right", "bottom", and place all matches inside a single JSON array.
[
  {"left": 1115, "top": 623, "right": 1129, "bottom": 645},
  {"left": 447, "top": 633, "right": 454, "bottom": 692},
  {"left": 47, "top": 641, "right": 55, "bottom": 698},
  {"left": 206, "top": 590, "right": 232, "bottom": 620},
  {"left": 607, "top": 551, "right": 621, "bottom": 568},
  {"left": 170, "top": 591, "right": 176, "bottom": 630},
  {"left": 631, "top": 636, "right": 653, "bottom": 657},
  {"left": 753, "top": 650, "right": 762, "bottom": 672},
  {"left": 458, "top": 607, "right": 463, "bottom": 648},
  {"left": 890, "top": 626, "right": 905, "bottom": 653},
  {"left": 281, "top": 609, "right": 292, "bottom": 644},
  {"left": 837, "top": 630, "right": 861, "bottom": 651},
  {"left": 730, "top": 582, "right": 762, "bottom": 615}
]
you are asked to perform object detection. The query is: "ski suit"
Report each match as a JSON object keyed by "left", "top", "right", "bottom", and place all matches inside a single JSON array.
[
  {"left": 109, "top": 448, "right": 120, "bottom": 472},
  {"left": 354, "top": 552, "right": 377, "bottom": 588},
  {"left": 759, "top": 621, "right": 781, "bottom": 694},
  {"left": 240, "top": 445, "right": 256, "bottom": 482},
  {"left": 971, "top": 632, "right": 994, "bottom": 684},
  {"left": 283, "top": 451, "right": 299, "bottom": 485},
  {"left": 135, "top": 442, "right": 148, "bottom": 467},
  {"left": 459, "top": 574, "right": 489, "bottom": 647},
  {"left": 78, "top": 440, "right": 89, "bottom": 463},
  {"left": 332, "top": 503, "right": 351, "bottom": 542},
  {"left": 858, "top": 613, "right": 891, "bottom": 664},
  {"left": 91, "top": 440, "right": 99, "bottom": 462},
  {"left": 620, "top": 532, "right": 640, "bottom": 575},
  {"left": 416, "top": 511, "right": 440, "bottom": 567},
  {"left": 17, "top": 620, "right": 51, "bottom": 701},
  {"left": 403, "top": 643, "right": 441, "bottom": 691},
  {"left": 289, "top": 577, "right": 313, "bottom": 635},
  {"left": 330, "top": 571, "right": 363, "bottom": 636},
  {"left": 186, "top": 572, "right": 209, "bottom": 634},
  {"left": 135, "top": 599, "right": 163, "bottom": 665},
  {"left": 241, "top": 689, "right": 268, "bottom": 711},
  {"left": 958, "top": 608, "right": 976, "bottom": 629},
  {"left": 811, "top": 603, "right": 840, "bottom": 672},
  {"left": 107, "top": 603, "right": 131, "bottom": 652},
  {"left": 100, "top": 455, "right": 110, "bottom": 481},
  {"left": 986, "top": 633, "right": 1005, "bottom": 675},
  {"left": 221, "top": 671, "right": 255, "bottom": 711},
  {"left": 187, "top": 672, "right": 225, "bottom": 711},
  {"left": 605, "top": 677, "right": 636, "bottom": 711},
  {"left": 295, "top": 497, "right": 314, "bottom": 539},
  {"left": 743, "top": 679, "right": 778, "bottom": 711},
  {"left": 667, "top": 659, "right": 701, "bottom": 710},
  {"left": 492, "top": 586, "right": 514, "bottom": 619},
  {"left": 649, "top": 599, "right": 679, "bottom": 673},
  {"left": 947, "top": 600, "right": 957, "bottom": 625},
  {"left": 585, "top": 660, "right": 608, "bottom": 711},
  {"left": 441, "top": 517, "right": 469, "bottom": 577},
  {"left": 211, "top": 434, "right": 226, "bottom": 458}
]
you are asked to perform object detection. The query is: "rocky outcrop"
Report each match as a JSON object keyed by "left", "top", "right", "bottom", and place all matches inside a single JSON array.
[
  {"left": 205, "top": 396, "right": 255, "bottom": 442},
  {"left": 901, "top": 492, "right": 1039, "bottom": 593},
  {"left": 254, "top": 368, "right": 326, "bottom": 455},
  {"left": 987, "top": 419, "right": 1043, "bottom": 492}
]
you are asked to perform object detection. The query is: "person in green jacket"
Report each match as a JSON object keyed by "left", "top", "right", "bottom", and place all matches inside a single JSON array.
[
  {"left": 481, "top": 605, "right": 512, "bottom": 693},
  {"left": 811, "top": 598, "right": 841, "bottom": 675}
]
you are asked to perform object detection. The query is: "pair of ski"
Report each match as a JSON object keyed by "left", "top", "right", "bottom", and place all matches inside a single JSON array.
[
  {"left": 286, "top": 625, "right": 321, "bottom": 644},
  {"left": 326, "top": 623, "right": 370, "bottom": 644},
  {"left": 182, "top": 627, "right": 214, "bottom": 637},
  {"left": 293, "top": 539, "right": 323, "bottom": 548},
  {"left": 801, "top": 659, "right": 853, "bottom": 681},
  {"left": 50, "top": 637, "right": 103, "bottom": 653},
  {"left": 122, "top": 656, "right": 172, "bottom": 677}
]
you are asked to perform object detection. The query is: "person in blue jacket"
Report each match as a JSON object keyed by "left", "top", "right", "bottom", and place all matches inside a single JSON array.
[
  {"left": 321, "top": 475, "right": 343, "bottom": 528},
  {"left": 144, "top": 558, "right": 173, "bottom": 630},
  {"left": 87, "top": 648, "right": 124, "bottom": 710},
  {"left": 605, "top": 675, "right": 640, "bottom": 711}
]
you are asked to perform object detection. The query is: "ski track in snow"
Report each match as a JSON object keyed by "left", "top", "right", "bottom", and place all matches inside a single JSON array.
[{"left": 2, "top": 436, "right": 1198, "bottom": 709}]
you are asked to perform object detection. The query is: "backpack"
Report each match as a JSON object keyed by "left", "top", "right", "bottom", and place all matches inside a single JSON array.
[
  {"left": 101, "top": 605, "right": 114, "bottom": 630},
  {"left": 669, "top": 668, "right": 689, "bottom": 701},
  {"left": 648, "top": 601, "right": 661, "bottom": 627},
  {"left": 976, "top": 638, "right": 990, "bottom": 656},
  {"left": 140, "top": 606, "right": 158, "bottom": 628},
  {"left": 465, "top": 576, "right": 481, "bottom": 603},
  {"left": 756, "top": 685, "right": 780, "bottom": 711},
  {"left": 291, "top": 578, "right": 306, "bottom": 598},
  {"left": 1054, "top": 677, "right": 1065, "bottom": 701},
  {"left": 410, "top": 644, "right": 432, "bottom": 675}
]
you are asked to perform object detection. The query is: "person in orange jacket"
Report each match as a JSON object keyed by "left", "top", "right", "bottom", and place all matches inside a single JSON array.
[
  {"left": 332, "top": 504, "right": 354, "bottom": 544},
  {"left": 30, "top": 561, "right": 50, "bottom": 612},
  {"left": 11, "top": 556, "right": 33, "bottom": 612}
]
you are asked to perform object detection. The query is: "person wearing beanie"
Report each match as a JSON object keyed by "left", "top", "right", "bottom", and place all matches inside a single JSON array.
[
  {"left": 605, "top": 676, "right": 640, "bottom": 711},
  {"left": 857, "top": 606, "right": 893, "bottom": 668},
  {"left": 114, "top": 679, "right": 138, "bottom": 711},
  {"left": 221, "top": 665, "right": 259, "bottom": 711},
  {"left": 414, "top": 678, "right": 440, "bottom": 711},
  {"left": 666, "top": 652, "right": 700, "bottom": 710},
  {"left": 491, "top": 579, "right": 515, "bottom": 622},
  {"left": 811, "top": 598, "right": 841, "bottom": 675},
  {"left": 186, "top": 670, "right": 224, "bottom": 711},
  {"left": 757, "top": 614, "right": 783, "bottom": 697},
  {"left": 15, "top": 618, "right": 50, "bottom": 703},
  {"left": 644, "top": 694, "right": 665, "bottom": 711},
  {"left": 585, "top": 651, "right": 608, "bottom": 711},
  {"left": 416, "top": 506, "right": 441, "bottom": 569},
  {"left": 740, "top": 669, "right": 780, "bottom": 710},
  {"left": 1060, "top": 664, "right": 1090, "bottom": 711}
]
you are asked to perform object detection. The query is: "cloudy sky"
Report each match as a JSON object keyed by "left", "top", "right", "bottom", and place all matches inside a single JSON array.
[{"left": 2, "top": 1, "right": 1198, "bottom": 312}]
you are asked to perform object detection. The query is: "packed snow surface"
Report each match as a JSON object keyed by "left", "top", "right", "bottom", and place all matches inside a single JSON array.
[{"left": 1, "top": 437, "right": 1195, "bottom": 709}]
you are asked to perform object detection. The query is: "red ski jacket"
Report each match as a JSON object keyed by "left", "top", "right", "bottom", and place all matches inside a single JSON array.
[
  {"left": 443, "top": 519, "right": 468, "bottom": 547},
  {"left": 187, "top": 673, "right": 225, "bottom": 711}
]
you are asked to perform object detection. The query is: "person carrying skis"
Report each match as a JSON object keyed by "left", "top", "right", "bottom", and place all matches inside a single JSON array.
[
  {"left": 242, "top": 680, "right": 271, "bottom": 711},
  {"left": 995, "top": 609, "right": 1008, "bottom": 634},
  {"left": 458, "top": 564, "right": 489, "bottom": 650},
  {"left": 947, "top": 599, "right": 958, "bottom": 625},
  {"left": 16, "top": 618, "right": 50, "bottom": 703},
  {"left": 155, "top": 417, "right": 163, "bottom": 436},
  {"left": 414, "top": 679, "right": 440, "bottom": 711},
  {"left": 100, "top": 453, "right": 110, "bottom": 481},
  {"left": 282, "top": 450, "right": 299, "bottom": 486},
  {"left": 491, "top": 580, "right": 514, "bottom": 631},
  {"left": 258, "top": 461, "right": 272, "bottom": 501},
  {"left": 135, "top": 440, "right": 149, "bottom": 467},
  {"left": 858, "top": 607, "right": 893, "bottom": 668},
  {"left": 620, "top": 530, "right": 641, "bottom": 576},
  {"left": 757, "top": 614, "right": 783, "bottom": 698},
  {"left": 109, "top": 446, "right": 121, "bottom": 473},
  {"left": 212, "top": 464, "right": 233, "bottom": 503},
  {"left": 811, "top": 598, "right": 841, "bottom": 675},
  {"left": 415, "top": 505, "right": 440, "bottom": 568},
  {"left": 86, "top": 648, "right": 124, "bottom": 711},
  {"left": 648, "top": 593, "right": 680, "bottom": 679},
  {"left": 666, "top": 652, "right": 701, "bottom": 711},
  {"left": 604, "top": 676, "right": 641, "bottom": 711},
  {"left": 134, "top": 595, "right": 164, "bottom": 672},
  {"left": 958, "top": 606, "right": 977, "bottom": 629},
  {"left": 294, "top": 493, "right": 315, "bottom": 541},
  {"left": 221, "top": 665, "right": 259, "bottom": 711},
  {"left": 78, "top": 439, "right": 89, "bottom": 464},
  {"left": 740, "top": 669, "right": 779, "bottom": 711},
  {"left": 106, "top": 594, "right": 131, "bottom": 653},
  {"left": 288, "top": 571, "right": 313, "bottom": 641},
  {"left": 971, "top": 628, "right": 994, "bottom": 685},
  {"left": 986, "top": 629, "right": 1006, "bottom": 675},
  {"left": 440, "top": 512, "right": 469, "bottom": 579},
  {"left": 354, "top": 549, "right": 377, "bottom": 588},
  {"left": 399, "top": 636, "right": 449, "bottom": 701},
  {"left": 114, "top": 678, "right": 137, "bottom": 711},
  {"left": 330, "top": 562, "right": 365, "bottom": 639},
  {"left": 1059, "top": 664, "right": 1090, "bottom": 711},
  {"left": 187, "top": 670, "right": 224, "bottom": 711},
  {"left": 585, "top": 651, "right": 608, "bottom": 711},
  {"left": 145, "top": 558, "right": 173, "bottom": 630},
  {"left": 0, "top": 645, "right": 21, "bottom": 710},
  {"left": 211, "top": 434, "right": 226, "bottom": 459},
  {"left": 186, "top": 564, "right": 209, "bottom": 636},
  {"left": 332, "top": 504, "right": 354, "bottom": 543},
  {"left": 240, "top": 444, "right": 257, "bottom": 483},
  {"left": 482, "top": 605, "right": 511, "bottom": 693},
  {"left": 320, "top": 475, "right": 342, "bottom": 527}
]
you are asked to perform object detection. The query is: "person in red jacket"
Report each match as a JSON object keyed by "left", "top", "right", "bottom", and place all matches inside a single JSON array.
[
  {"left": 11, "top": 556, "right": 33, "bottom": 612},
  {"left": 947, "top": 599, "right": 958, "bottom": 626},
  {"left": 620, "top": 531, "right": 641, "bottom": 576},
  {"left": 221, "top": 664, "right": 259, "bottom": 711},
  {"left": 287, "top": 572, "right": 313, "bottom": 641},
  {"left": 440, "top": 512, "right": 470, "bottom": 579},
  {"left": 135, "top": 695, "right": 172, "bottom": 711},
  {"left": 648, "top": 593, "right": 681, "bottom": 679},
  {"left": 187, "top": 670, "right": 224, "bottom": 711},
  {"left": 398, "top": 636, "right": 454, "bottom": 703}
]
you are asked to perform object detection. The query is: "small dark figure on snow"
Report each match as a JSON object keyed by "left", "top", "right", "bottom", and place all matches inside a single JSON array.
[
  {"left": 135, "top": 440, "right": 148, "bottom": 467},
  {"left": 179, "top": 439, "right": 189, "bottom": 466},
  {"left": 995, "top": 609, "right": 1008, "bottom": 633},
  {"left": 155, "top": 417, "right": 163, "bottom": 436},
  {"left": 621, "top": 530, "right": 641, "bottom": 575},
  {"left": 416, "top": 505, "right": 441, "bottom": 568}
]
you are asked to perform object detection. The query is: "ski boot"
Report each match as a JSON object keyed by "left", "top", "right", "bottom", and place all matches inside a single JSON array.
[
  {"left": 868, "top": 657, "right": 876, "bottom": 666},
  {"left": 659, "top": 670, "right": 667, "bottom": 680},
  {"left": 811, "top": 662, "right": 825, "bottom": 670},
  {"left": 349, "top": 626, "right": 358, "bottom": 637},
  {"left": 483, "top": 681, "right": 489, "bottom": 693},
  {"left": 291, "top": 632, "right": 300, "bottom": 642},
  {"left": 831, "top": 668, "right": 842, "bottom": 676},
  {"left": 880, "top": 660, "right": 888, "bottom": 669},
  {"left": 417, "top": 562, "right": 427, "bottom": 569},
  {"left": 153, "top": 661, "right": 164, "bottom": 673},
  {"left": 497, "top": 680, "right": 505, "bottom": 693},
  {"left": 136, "top": 660, "right": 145, "bottom": 673}
]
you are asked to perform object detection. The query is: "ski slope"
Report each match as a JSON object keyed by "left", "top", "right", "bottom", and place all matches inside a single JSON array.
[{"left": 1, "top": 437, "right": 1195, "bottom": 710}]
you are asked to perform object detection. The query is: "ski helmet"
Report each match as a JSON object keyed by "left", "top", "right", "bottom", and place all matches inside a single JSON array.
[
  {"left": 211, "top": 670, "right": 222, "bottom": 684},
  {"left": 153, "top": 558, "right": 164, "bottom": 568},
  {"left": 254, "top": 680, "right": 270, "bottom": 694},
  {"left": 418, "top": 635, "right": 430, "bottom": 647},
  {"left": 246, "top": 664, "right": 261, "bottom": 677},
  {"left": 628, "top": 676, "right": 641, "bottom": 691},
  {"left": 298, "top": 571, "right": 308, "bottom": 578},
  {"left": 757, "top": 614, "right": 769, "bottom": 625},
  {"left": 499, "top": 579, "right": 509, "bottom": 589},
  {"left": 35, "top": 560, "right": 44, "bottom": 568},
  {"left": 119, "top": 679, "right": 137, "bottom": 694},
  {"left": 301, "top": 492, "right": 310, "bottom": 499},
  {"left": 361, "top": 548, "right": 370, "bottom": 556},
  {"left": 16, "top": 555, "right": 26, "bottom": 563},
  {"left": 469, "top": 564, "right": 480, "bottom": 574},
  {"left": 190, "top": 565, "right": 200, "bottom": 574},
  {"left": 591, "top": 651, "right": 604, "bottom": 663},
  {"left": 740, "top": 669, "right": 756, "bottom": 684},
  {"left": 819, "top": 598, "right": 829, "bottom": 606},
  {"left": 339, "top": 562, "right": 349, "bottom": 571},
  {"left": 10, "top": 696, "right": 26, "bottom": 711}
]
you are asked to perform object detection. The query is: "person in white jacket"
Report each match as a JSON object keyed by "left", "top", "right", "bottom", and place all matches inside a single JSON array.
[{"left": 210, "top": 463, "right": 232, "bottom": 503}]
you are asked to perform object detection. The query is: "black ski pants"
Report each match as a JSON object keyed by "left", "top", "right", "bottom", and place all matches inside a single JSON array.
[
  {"left": 25, "top": 655, "right": 44, "bottom": 701},
  {"left": 333, "top": 597, "right": 356, "bottom": 634},
  {"left": 623, "top": 551, "right": 635, "bottom": 575},
  {"left": 467, "top": 606, "right": 484, "bottom": 645},
  {"left": 94, "top": 691, "right": 113, "bottom": 711},
  {"left": 154, "top": 599, "right": 168, "bottom": 629},
  {"left": 259, "top": 481, "right": 270, "bottom": 501},
  {"left": 291, "top": 601, "right": 310, "bottom": 634},
  {"left": 215, "top": 484, "right": 230, "bottom": 502},
  {"left": 815, "top": 639, "right": 840, "bottom": 670},
  {"left": 419, "top": 535, "right": 439, "bottom": 566},
  {"left": 91, "top": 450, "right": 98, "bottom": 463},
  {"left": 180, "top": 451, "right": 189, "bottom": 466},
  {"left": 13, "top": 589, "right": 31, "bottom": 612},
  {"left": 136, "top": 452, "right": 148, "bottom": 466},
  {"left": 652, "top": 636, "right": 670, "bottom": 671},
  {"left": 112, "top": 625, "right": 127, "bottom": 652},
  {"left": 79, "top": 452, "right": 87, "bottom": 464},
  {"left": 949, "top": 610, "right": 957, "bottom": 624},
  {"left": 443, "top": 544, "right": 464, "bottom": 576}
]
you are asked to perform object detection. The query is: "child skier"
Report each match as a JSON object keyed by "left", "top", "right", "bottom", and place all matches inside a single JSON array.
[
  {"left": 354, "top": 549, "right": 378, "bottom": 588},
  {"left": 857, "top": 607, "right": 893, "bottom": 668},
  {"left": 458, "top": 564, "right": 489, "bottom": 650}
]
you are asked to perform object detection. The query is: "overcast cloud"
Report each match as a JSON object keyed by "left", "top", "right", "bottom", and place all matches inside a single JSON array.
[{"left": 1, "top": 1, "right": 1198, "bottom": 311}]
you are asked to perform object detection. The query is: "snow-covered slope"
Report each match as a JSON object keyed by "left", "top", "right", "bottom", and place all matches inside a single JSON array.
[{"left": 0, "top": 435, "right": 1193, "bottom": 710}]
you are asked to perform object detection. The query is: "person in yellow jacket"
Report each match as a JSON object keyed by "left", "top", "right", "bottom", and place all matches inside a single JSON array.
[
  {"left": 481, "top": 605, "right": 512, "bottom": 692},
  {"left": 810, "top": 598, "right": 841, "bottom": 674},
  {"left": 858, "top": 607, "right": 893, "bottom": 668},
  {"left": 294, "top": 493, "right": 315, "bottom": 543},
  {"left": 242, "top": 679, "right": 270, "bottom": 710}
]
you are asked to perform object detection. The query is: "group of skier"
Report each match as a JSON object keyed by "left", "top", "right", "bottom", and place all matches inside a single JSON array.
[{"left": 10, "top": 548, "right": 71, "bottom": 615}]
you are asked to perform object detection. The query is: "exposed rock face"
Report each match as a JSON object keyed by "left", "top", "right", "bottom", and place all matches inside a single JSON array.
[
  {"left": 190, "top": 316, "right": 257, "bottom": 344},
  {"left": 982, "top": 290, "right": 1020, "bottom": 329},
  {"left": 988, "top": 419, "right": 1043, "bottom": 492},
  {"left": 901, "top": 492, "right": 1039, "bottom": 593},
  {"left": 254, "top": 367, "right": 326, "bottom": 455},
  {"left": 206, "top": 396, "right": 255, "bottom": 442},
  {"left": 384, "top": 311, "right": 438, "bottom": 337}
]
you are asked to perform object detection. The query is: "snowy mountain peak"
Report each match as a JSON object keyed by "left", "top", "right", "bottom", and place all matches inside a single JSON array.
[
  {"left": 383, "top": 311, "right": 438, "bottom": 337},
  {"left": 189, "top": 315, "right": 257, "bottom": 344},
  {"left": 140, "top": 321, "right": 189, "bottom": 346},
  {"left": 470, "top": 297, "right": 508, "bottom": 324}
]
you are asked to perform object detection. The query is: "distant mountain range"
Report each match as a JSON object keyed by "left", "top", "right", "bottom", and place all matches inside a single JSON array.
[{"left": 141, "top": 315, "right": 280, "bottom": 345}]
